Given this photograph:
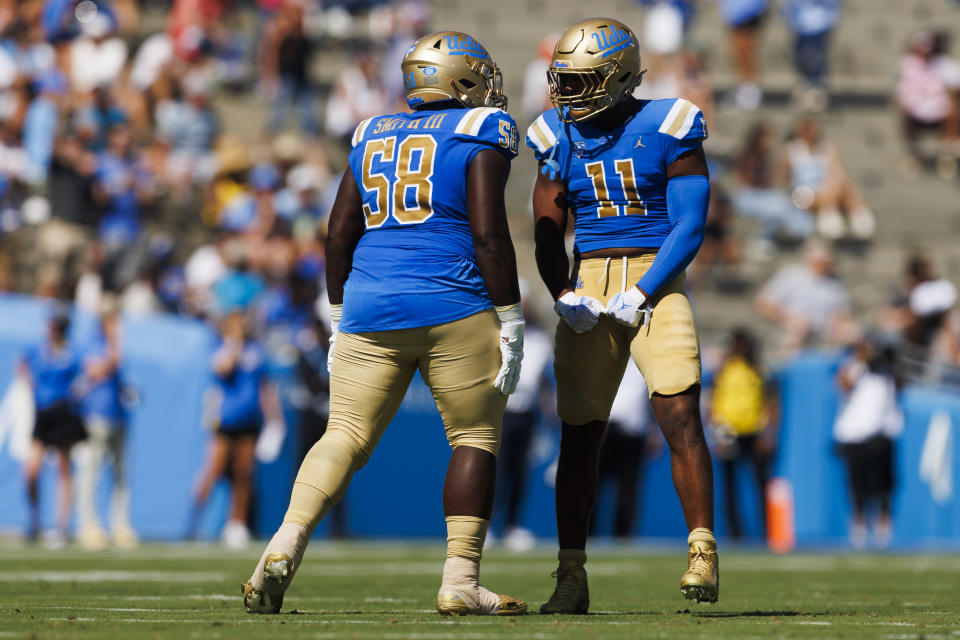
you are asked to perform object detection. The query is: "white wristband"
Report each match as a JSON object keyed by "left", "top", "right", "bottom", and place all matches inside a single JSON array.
[
  {"left": 495, "top": 302, "right": 524, "bottom": 326},
  {"left": 329, "top": 303, "right": 342, "bottom": 332}
]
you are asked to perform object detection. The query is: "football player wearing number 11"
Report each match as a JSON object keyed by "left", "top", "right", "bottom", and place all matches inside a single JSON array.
[
  {"left": 242, "top": 32, "right": 526, "bottom": 616},
  {"left": 528, "top": 18, "right": 718, "bottom": 611}
]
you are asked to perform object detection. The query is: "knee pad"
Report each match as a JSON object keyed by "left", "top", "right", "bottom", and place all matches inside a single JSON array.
[{"left": 283, "top": 428, "right": 365, "bottom": 530}]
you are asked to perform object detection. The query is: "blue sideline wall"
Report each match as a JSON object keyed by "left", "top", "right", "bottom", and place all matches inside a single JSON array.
[{"left": 0, "top": 295, "right": 957, "bottom": 546}]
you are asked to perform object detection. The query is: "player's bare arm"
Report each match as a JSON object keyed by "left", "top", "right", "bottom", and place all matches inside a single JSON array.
[
  {"left": 467, "top": 149, "right": 521, "bottom": 307},
  {"left": 533, "top": 167, "right": 605, "bottom": 334},
  {"left": 324, "top": 169, "right": 366, "bottom": 306},
  {"left": 532, "top": 167, "right": 570, "bottom": 300},
  {"left": 468, "top": 148, "right": 525, "bottom": 395}
]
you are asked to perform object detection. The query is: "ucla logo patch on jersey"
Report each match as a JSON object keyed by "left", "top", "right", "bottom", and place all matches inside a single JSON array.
[
  {"left": 444, "top": 34, "right": 487, "bottom": 58},
  {"left": 575, "top": 141, "right": 586, "bottom": 158},
  {"left": 591, "top": 24, "right": 633, "bottom": 58}
]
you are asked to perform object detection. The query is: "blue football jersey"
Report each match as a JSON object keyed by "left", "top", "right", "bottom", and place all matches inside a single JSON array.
[
  {"left": 526, "top": 98, "right": 707, "bottom": 255},
  {"left": 341, "top": 106, "right": 520, "bottom": 333}
]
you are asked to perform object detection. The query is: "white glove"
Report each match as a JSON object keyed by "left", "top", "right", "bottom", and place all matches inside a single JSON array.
[
  {"left": 493, "top": 303, "right": 524, "bottom": 395},
  {"left": 326, "top": 304, "right": 342, "bottom": 374},
  {"left": 605, "top": 287, "right": 650, "bottom": 328},
  {"left": 554, "top": 291, "right": 604, "bottom": 333}
]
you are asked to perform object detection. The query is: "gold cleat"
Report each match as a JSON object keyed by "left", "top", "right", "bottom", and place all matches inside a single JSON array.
[
  {"left": 540, "top": 566, "right": 589, "bottom": 615},
  {"left": 495, "top": 594, "right": 527, "bottom": 616},
  {"left": 680, "top": 540, "right": 719, "bottom": 604},
  {"left": 242, "top": 552, "right": 293, "bottom": 614},
  {"left": 436, "top": 590, "right": 527, "bottom": 616}
]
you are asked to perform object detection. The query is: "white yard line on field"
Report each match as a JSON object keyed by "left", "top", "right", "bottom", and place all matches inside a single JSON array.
[
  {"left": 0, "top": 570, "right": 228, "bottom": 582},
  {"left": 31, "top": 606, "right": 201, "bottom": 613},
  {"left": 111, "top": 594, "right": 350, "bottom": 602},
  {"left": 363, "top": 597, "right": 417, "bottom": 603}
]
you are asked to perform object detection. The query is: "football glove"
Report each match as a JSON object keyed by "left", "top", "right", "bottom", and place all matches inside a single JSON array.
[
  {"left": 554, "top": 291, "right": 604, "bottom": 333},
  {"left": 326, "top": 304, "right": 342, "bottom": 374},
  {"left": 494, "top": 303, "right": 524, "bottom": 395},
  {"left": 606, "top": 287, "right": 651, "bottom": 328}
]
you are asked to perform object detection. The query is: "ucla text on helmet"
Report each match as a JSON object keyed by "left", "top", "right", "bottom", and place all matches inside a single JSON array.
[
  {"left": 443, "top": 34, "right": 487, "bottom": 58},
  {"left": 592, "top": 25, "right": 633, "bottom": 58}
]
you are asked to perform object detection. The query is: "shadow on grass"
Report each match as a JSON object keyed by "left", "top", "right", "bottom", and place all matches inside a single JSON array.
[
  {"left": 691, "top": 610, "right": 831, "bottom": 618},
  {"left": 281, "top": 609, "right": 836, "bottom": 619}
]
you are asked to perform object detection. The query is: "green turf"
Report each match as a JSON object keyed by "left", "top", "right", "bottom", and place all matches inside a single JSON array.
[{"left": 0, "top": 541, "right": 958, "bottom": 639}]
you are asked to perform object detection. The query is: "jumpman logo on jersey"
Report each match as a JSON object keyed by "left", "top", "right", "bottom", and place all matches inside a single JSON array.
[{"left": 635, "top": 137, "right": 645, "bottom": 149}]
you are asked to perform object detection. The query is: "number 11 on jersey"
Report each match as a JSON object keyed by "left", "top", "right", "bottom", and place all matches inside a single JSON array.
[{"left": 584, "top": 158, "right": 647, "bottom": 217}]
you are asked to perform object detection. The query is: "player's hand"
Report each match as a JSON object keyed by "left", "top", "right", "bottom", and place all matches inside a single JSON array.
[
  {"left": 554, "top": 291, "right": 604, "bottom": 333},
  {"left": 606, "top": 286, "right": 651, "bottom": 328},
  {"left": 326, "top": 304, "right": 342, "bottom": 374},
  {"left": 494, "top": 303, "right": 524, "bottom": 395}
]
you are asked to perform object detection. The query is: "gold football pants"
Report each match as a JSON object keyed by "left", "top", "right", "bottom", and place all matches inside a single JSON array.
[{"left": 555, "top": 255, "right": 701, "bottom": 426}]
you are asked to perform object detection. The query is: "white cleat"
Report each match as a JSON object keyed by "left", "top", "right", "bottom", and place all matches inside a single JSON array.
[
  {"left": 243, "top": 552, "right": 293, "bottom": 614},
  {"left": 242, "top": 522, "right": 310, "bottom": 615}
]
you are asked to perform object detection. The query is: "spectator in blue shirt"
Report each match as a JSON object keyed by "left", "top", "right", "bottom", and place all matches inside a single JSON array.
[
  {"left": 23, "top": 71, "right": 66, "bottom": 183},
  {"left": 20, "top": 309, "right": 84, "bottom": 546},
  {"left": 93, "top": 120, "right": 154, "bottom": 251},
  {"left": 75, "top": 302, "right": 138, "bottom": 550},
  {"left": 783, "top": 0, "right": 844, "bottom": 110},
  {"left": 42, "top": 0, "right": 116, "bottom": 42},
  {"left": 188, "top": 309, "right": 284, "bottom": 548}
]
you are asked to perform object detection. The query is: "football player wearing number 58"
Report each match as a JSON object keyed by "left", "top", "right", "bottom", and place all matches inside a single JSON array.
[
  {"left": 243, "top": 31, "right": 526, "bottom": 616},
  {"left": 528, "top": 18, "right": 718, "bottom": 610}
]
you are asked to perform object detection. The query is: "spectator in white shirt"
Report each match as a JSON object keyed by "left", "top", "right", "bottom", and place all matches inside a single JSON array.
[
  {"left": 834, "top": 338, "right": 903, "bottom": 549},
  {"left": 755, "top": 239, "right": 858, "bottom": 356},
  {"left": 69, "top": 14, "right": 127, "bottom": 93}
]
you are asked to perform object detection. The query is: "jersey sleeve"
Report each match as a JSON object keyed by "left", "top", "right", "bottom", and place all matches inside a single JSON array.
[
  {"left": 453, "top": 107, "right": 519, "bottom": 161},
  {"left": 657, "top": 98, "right": 707, "bottom": 166},
  {"left": 525, "top": 110, "right": 560, "bottom": 163},
  {"left": 350, "top": 116, "right": 377, "bottom": 150}
]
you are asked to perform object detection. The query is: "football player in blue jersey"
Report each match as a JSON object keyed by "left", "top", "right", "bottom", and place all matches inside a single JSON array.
[
  {"left": 527, "top": 18, "right": 718, "bottom": 610},
  {"left": 242, "top": 31, "right": 527, "bottom": 617}
]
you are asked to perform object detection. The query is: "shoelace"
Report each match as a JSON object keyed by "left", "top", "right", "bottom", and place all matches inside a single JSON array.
[
  {"left": 688, "top": 550, "right": 715, "bottom": 576},
  {"left": 550, "top": 569, "right": 582, "bottom": 599}
]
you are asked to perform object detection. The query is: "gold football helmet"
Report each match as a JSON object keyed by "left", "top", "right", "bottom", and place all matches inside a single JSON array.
[
  {"left": 401, "top": 31, "right": 506, "bottom": 110},
  {"left": 548, "top": 18, "right": 643, "bottom": 122}
]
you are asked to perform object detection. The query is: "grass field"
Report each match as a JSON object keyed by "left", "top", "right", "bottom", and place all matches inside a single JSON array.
[{"left": 1, "top": 541, "right": 958, "bottom": 639}]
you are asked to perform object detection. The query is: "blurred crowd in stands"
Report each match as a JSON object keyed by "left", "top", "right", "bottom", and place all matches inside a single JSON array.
[{"left": 4, "top": 0, "right": 960, "bottom": 550}]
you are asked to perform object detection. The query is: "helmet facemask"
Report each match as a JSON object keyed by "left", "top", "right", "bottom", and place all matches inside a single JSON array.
[
  {"left": 548, "top": 60, "right": 639, "bottom": 123},
  {"left": 477, "top": 58, "right": 507, "bottom": 110},
  {"left": 452, "top": 57, "right": 506, "bottom": 109}
]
